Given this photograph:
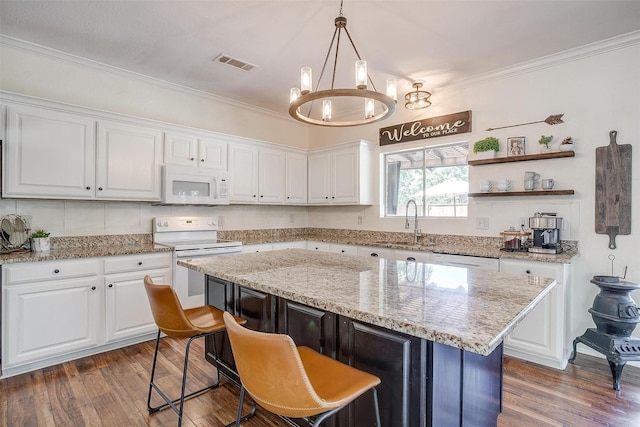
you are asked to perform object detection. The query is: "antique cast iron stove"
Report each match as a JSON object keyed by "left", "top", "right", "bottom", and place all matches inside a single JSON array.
[{"left": 569, "top": 275, "right": 640, "bottom": 390}]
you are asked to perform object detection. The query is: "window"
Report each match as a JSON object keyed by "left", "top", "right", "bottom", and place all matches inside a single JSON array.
[{"left": 384, "top": 142, "right": 468, "bottom": 218}]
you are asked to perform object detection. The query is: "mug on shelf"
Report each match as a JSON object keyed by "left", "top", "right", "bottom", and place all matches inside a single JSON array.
[
  {"left": 497, "top": 179, "right": 511, "bottom": 192},
  {"left": 480, "top": 179, "right": 492, "bottom": 192},
  {"left": 542, "top": 178, "right": 555, "bottom": 190},
  {"left": 524, "top": 179, "right": 539, "bottom": 191},
  {"left": 524, "top": 171, "right": 540, "bottom": 181}
]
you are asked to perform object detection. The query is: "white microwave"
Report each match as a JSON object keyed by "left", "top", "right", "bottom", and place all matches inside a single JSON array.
[{"left": 161, "top": 165, "right": 229, "bottom": 205}]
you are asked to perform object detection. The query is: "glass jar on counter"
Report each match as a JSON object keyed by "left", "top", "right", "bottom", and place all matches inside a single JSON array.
[{"left": 500, "top": 227, "right": 532, "bottom": 251}]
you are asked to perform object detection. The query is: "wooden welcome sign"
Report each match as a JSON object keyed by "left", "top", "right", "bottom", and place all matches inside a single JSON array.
[{"left": 379, "top": 110, "right": 472, "bottom": 146}]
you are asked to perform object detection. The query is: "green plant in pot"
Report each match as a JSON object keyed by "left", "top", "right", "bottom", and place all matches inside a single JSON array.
[
  {"left": 473, "top": 137, "right": 500, "bottom": 159},
  {"left": 538, "top": 135, "right": 553, "bottom": 152},
  {"left": 31, "top": 228, "right": 51, "bottom": 252}
]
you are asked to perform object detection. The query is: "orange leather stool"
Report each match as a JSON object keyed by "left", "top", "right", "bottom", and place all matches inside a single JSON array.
[
  {"left": 143, "top": 275, "right": 253, "bottom": 427},
  {"left": 222, "top": 311, "right": 382, "bottom": 426}
]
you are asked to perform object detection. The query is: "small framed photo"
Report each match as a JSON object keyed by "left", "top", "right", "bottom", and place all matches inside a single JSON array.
[{"left": 508, "top": 137, "right": 525, "bottom": 156}]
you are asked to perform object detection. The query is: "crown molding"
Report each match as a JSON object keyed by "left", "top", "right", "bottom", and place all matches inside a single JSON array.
[
  {"left": 0, "top": 34, "right": 296, "bottom": 123},
  {"left": 437, "top": 30, "right": 640, "bottom": 92}
]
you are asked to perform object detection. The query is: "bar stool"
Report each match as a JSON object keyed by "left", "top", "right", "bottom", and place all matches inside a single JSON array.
[
  {"left": 222, "top": 311, "right": 382, "bottom": 426},
  {"left": 143, "top": 276, "right": 252, "bottom": 427}
]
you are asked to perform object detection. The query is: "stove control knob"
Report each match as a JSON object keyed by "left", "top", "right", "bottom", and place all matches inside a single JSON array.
[
  {"left": 156, "top": 221, "right": 163, "bottom": 228},
  {"left": 164, "top": 222, "right": 169, "bottom": 227}
]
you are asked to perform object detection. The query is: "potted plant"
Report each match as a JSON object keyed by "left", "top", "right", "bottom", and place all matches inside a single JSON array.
[
  {"left": 559, "top": 136, "right": 574, "bottom": 152},
  {"left": 538, "top": 135, "right": 553, "bottom": 153},
  {"left": 473, "top": 137, "right": 500, "bottom": 159},
  {"left": 31, "top": 228, "right": 51, "bottom": 252}
]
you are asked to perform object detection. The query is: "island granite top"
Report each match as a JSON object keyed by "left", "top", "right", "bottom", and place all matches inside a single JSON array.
[{"left": 178, "top": 248, "right": 556, "bottom": 356}]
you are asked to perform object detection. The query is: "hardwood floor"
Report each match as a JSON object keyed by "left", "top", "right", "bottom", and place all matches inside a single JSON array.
[{"left": 2, "top": 337, "right": 640, "bottom": 426}]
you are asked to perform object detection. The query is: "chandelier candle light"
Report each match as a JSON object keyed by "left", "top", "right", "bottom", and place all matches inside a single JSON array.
[{"left": 289, "top": 1, "right": 397, "bottom": 127}]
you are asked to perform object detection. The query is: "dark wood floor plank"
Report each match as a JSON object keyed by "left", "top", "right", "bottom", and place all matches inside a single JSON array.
[{"left": 3, "top": 337, "right": 640, "bottom": 426}]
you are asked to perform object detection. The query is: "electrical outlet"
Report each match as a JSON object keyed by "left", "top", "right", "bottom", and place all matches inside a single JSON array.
[
  {"left": 289, "top": 213, "right": 295, "bottom": 223},
  {"left": 475, "top": 217, "right": 489, "bottom": 229},
  {"left": 357, "top": 215, "right": 363, "bottom": 225},
  {"left": 218, "top": 215, "right": 225, "bottom": 226}
]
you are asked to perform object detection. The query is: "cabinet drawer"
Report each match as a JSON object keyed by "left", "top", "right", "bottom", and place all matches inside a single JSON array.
[
  {"left": 104, "top": 253, "right": 172, "bottom": 274},
  {"left": 4, "top": 259, "right": 99, "bottom": 285},
  {"left": 499, "top": 259, "right": 561, "bottom": 282}
]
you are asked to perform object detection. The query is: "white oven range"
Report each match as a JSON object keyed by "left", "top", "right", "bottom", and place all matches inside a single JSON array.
[{"left": 152, "top": 216, "right": 242, "bottom": 308}]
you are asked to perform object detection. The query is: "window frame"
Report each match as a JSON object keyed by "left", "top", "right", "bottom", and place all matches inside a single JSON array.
[{"left": 381, "top": 141, "right": 469, "bottom": 219}]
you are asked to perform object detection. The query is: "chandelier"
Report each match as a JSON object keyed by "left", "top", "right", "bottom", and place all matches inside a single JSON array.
[
  {"left": 288, "top": 1, "right": 397, "bottom": 127},
  {"left": 405, "top": 82, "right": 431, "bottom": 110}
]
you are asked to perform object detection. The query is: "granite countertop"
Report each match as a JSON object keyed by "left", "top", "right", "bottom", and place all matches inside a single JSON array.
[
  {"left": 178, "top": 249, "right": 556, "bottom": 356},
  {"left": 233, "top": 232, "right": 578, "bottom": 264},
  {"left": 0, "top": 234, "right": 172, "bottom": 265}
]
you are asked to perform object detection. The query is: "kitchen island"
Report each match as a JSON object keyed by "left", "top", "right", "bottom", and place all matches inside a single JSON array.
[{"left": 178, "top": 249, "right": 556, "bottom": 427}]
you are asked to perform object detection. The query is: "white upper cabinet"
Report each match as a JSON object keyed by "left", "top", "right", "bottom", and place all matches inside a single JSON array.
[
  {"left": 2, "top": 97, "right": 163, "bottom": 201},
  {"left": 4, "top": 104, "right": 97, "bottom": 198},
  {"left": 96, "top": 120, "right": 163, "bottom": 200},
  {"left": 307, "top": 140, "right": 373, "bottom": 205},
  {"left": 285, "top": 152, "right": 307, "bottom": 204},
  {"left": 164, "top": 131, "right": 227, "bottom": 170},
  {"left": 228, "top": 141, "right": 290, "bottom": 204}
]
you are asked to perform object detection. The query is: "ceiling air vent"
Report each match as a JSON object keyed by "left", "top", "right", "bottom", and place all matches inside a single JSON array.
[{"left": 213, "top": 54, "right": 257, "bottom": 71}]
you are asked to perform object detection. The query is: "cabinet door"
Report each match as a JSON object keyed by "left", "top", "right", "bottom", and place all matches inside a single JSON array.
[
  {"left": 258, "top": 147, "right": 285, "bottom": 204},
  {"left": 278, "top": 300, "right": 336, "bottom": 356},
  {"left": 331, "top": 243, "right": 358, "bottom": 255},
  {"left": 285, "top": 152, "right": 307, "bottom": 204},
  {"left": 331, "top": 146, "right": 359, "bottom": 204},
  {"left": 236, "top": 286, "right": 276, "bottom": 332},
  {"left": 164, "top": 131, "right": 198, "bottom": 167},
  {"left": 4, "top": 277, "right": 100, "bottom": 367},
  {"left": 205, "top": 277, "right": 237, "bottom": 378},
  {"left": 337, "top": 317, "right": 424, "bottom": 427},
  {"left": 198, "top": 136, "right": 227, "bottom": 170},
  {"left": 307, "top": 153, "right": 331, "bottom": 204},
  {"left": 104, "top": 268, "right": 171, "bottom": 342},
  {"left": 500, "top": 259, "right": 566, "bottom": 368},
  {"left": 4, "top": 104, "right": 96, "bottom": 198},
  {"left": 228, "top": 144, "right": 259, "bottom": 202},
  {"left": 96, "top": 120, "right": 163, "bottom": 200}
]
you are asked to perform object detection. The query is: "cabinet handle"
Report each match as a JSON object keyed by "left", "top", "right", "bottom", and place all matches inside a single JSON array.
[
  {"left": 138, "top": 261, "right": 143, "bottom": 266},
  {"left": 200, "top": 158, "right": 205, "bottom": 162},
  {"left": 260, "top": 195, "right": 264, "bottom": 198},
  {"left": 108, "top": 284, "right": 113, "bottom": 288},
  {"left": 86, "top": 186, "right": 91, "bottom": 190},
  {"left": 287, "top": 196, "right": 290, "bottom": 199},
  {"left": 190, "top": 157, "right": 195, "bottom": 161},
  {"left": 253, "top": 195, "right": 257, "bottom": 198},
  {"left": 407, "top": 257, "right": 416, "bottom": 261},
  {"left": 341, "top": 250, "right": 345, "bottom": 253},
  {"left": 371, "top": 253, "right": 379, "bottom": 257},
  {"left": 325, "top": 196, "right": 329, "bottom": 199},
  {"left": 91, "top": 286, "right": 96, "bottom": 291},
  {"left": 98, "top": 187, "right": 103, "bottom": 191},
  {"left": 526, "top": 269, "right": 531, "bottom": 274},
  {"left": 332, "top": 196, "right": 335, "bottom": 199},
  {"left": 54, "top": 269, "right": 60, "bottom": 274}
]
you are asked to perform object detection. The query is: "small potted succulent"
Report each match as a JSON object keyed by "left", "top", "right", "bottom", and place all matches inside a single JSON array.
[
  {"left": 538, "top": 135, "right": 553, "bottom": 153},
  {"left": 559, "top": 136, "right": 574, "bottom": 152},
  {"left": 31, "top": 228, "right": 51, "bottom": 252},
  {"left": 473, "top": 137, "right": 500, "bottom": 159}
]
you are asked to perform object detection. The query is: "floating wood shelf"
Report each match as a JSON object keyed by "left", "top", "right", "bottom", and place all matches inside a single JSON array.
[
  {"left": 468, "top": 150, "right": 575, "bottom": 166},
  {"left": 468, "top": 190, "right": 575, "bottom": 197}
]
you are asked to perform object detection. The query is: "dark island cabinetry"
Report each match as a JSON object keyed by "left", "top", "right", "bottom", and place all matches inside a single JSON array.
[{"left": 204, "top": 275, "right": 502, "bottom": 427}]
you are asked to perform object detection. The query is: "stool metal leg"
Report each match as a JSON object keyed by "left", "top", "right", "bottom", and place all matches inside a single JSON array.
[
  {"left": 226, "top": 385, "right": 257, "bottom": 427},
  {"left": 147, "top": 330, "right": 223, "bottom": 426}
]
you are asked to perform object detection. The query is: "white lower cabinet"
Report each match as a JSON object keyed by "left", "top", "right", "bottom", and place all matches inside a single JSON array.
[
  {"left": 1, "top": 252, "right": 172, "bottom": 377},
  {"left": 241, "top": 243, "right": 274, "bottom": 253},
  {"left": 271, "top": 241, "right": 307, "bottom": 250},
  {"left": 103, "top": 254, "right": 172, "bottom": 343},
  {"left": 500, "top": 258, "right": 569, "bottom": 369},
  {"left": 4, "top": 274, "right": 101, "bottom": 368},
  {"left": 306, "top": 241, "right": 358, "bottom": 255}
]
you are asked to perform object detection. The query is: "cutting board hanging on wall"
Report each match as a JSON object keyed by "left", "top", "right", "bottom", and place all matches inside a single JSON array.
[{"left": 595, "top": 130, "right": 632, "bottom": 249}]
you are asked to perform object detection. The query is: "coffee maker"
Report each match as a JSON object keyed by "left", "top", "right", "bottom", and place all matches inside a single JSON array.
[{"left": 528, "top": 212, "right": 562, "bottom": 254}]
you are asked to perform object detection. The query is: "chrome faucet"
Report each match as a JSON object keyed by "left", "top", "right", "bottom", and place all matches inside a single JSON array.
[{"left": 404, "top": 199, "right": 422, "bottom": 243}]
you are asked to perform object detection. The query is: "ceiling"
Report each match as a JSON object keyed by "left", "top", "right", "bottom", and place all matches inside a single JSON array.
[{"left": 1, "top": 0, "right": 640, "bottom": 117}]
